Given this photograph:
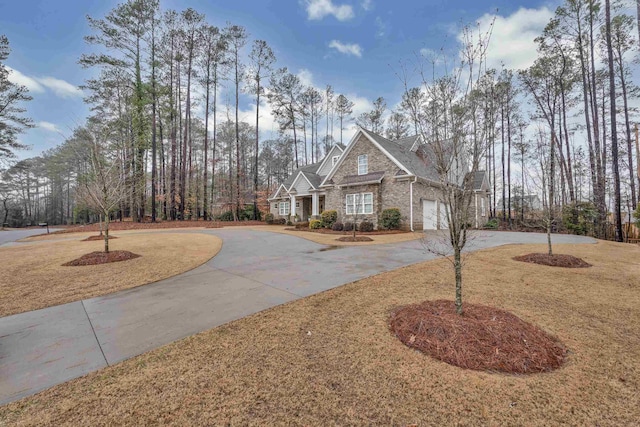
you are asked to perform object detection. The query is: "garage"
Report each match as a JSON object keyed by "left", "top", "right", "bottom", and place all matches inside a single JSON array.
[
  {"left": 422, "top": 199, "right": 437, "bottom": 230},
  {"left": 439, "top": 202, "right": 449, "bottom": 229}
]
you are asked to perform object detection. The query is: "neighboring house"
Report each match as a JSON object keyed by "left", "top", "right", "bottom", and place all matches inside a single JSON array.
[{"left": 268, "top": 128, "right": 489, "bottom": 230}]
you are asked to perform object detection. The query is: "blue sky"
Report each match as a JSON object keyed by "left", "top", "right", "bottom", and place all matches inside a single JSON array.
[{"left": 2, "top": 0, "right": 558, "bottom": 159}]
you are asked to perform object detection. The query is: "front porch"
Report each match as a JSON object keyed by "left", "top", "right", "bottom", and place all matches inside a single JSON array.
[{"left": 290, "top": 192, "right": 326, "bottom": 222}]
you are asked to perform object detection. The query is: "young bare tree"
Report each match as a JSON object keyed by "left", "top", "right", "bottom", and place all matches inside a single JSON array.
[
  {"left": 416, "top": 22, "right": 494, "bottom": 314},
  {"left": 75, "top": 125, "right": 129, "bottom": 253}
]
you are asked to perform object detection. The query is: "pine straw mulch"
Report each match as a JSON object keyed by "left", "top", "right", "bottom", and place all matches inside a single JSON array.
[
  {"left": 513, "top": 253, "right": 592, "bottom": 268},
  {"left": 336, "top": 235, "right": 374, "bottom": 242},
  {"left": 82, "top": 235, "right": 118, "bottom": 242},
  {"left": 389, "top": 300, "right": 566, "bottom": 374},
  {"left": 286, "top": 227, "right": 408, "bottom": 235},
  {"left": 62, "top": 250, "right": 141, "bottom": 266}
]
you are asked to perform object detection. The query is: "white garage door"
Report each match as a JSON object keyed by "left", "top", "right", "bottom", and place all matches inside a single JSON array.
[{"left": 422, "top": 199, "right": 437, "bottom": 230}]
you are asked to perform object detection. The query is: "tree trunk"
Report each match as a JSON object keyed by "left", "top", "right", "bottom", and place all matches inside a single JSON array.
[
  {"left": 501, "top": 105, "right": 506, "bottom": 221},
  {"left": 454, "top": 246, "right": 463, "bottom": 314},
  {"left": 507, "top": 104, "right": 512, "bottom": 227},
  {"left": 617, "top": 47, "right": 637, "bottom": 209},
  {"left": 254, "top": 79, "right": 260, "bottom": 221},
  {"left": 235, "top": 51, "right": 241, "bottom": 222},
  {"left": 104, "top": 213, "right": 110, "bottom": 254},
  {"left": 204, "top": 68, "right": 211, "bottom": 221},
  {"left": 589, "top": 5, "right": 607, "bottom": 237},
  {"left": 605, "top": 0, "right": 623, "bottom": 242},
  {"left": 181, "top": 52, "right": 191, "bottom": 221},
  {"left": 151, "top": 18, "right": 157, "bottom": 223}
]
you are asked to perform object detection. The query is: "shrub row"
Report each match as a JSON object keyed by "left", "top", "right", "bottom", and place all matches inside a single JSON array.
[
  {"left": 380, "top": 208, "right": 401, "bottom": 230},
  {"left": 321, "top": 210, "right": 337, "bottom": 228},
  {"left": 266, "top": 208, "right": 404, "bottom": 231},
  {"left": 309, "top": 219, "right": 322, "bottom": 229}
]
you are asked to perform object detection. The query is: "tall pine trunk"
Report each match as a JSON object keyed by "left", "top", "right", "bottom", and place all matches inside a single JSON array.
[{"left": 605, "top": 0, "right": 623, "bottom": 242}]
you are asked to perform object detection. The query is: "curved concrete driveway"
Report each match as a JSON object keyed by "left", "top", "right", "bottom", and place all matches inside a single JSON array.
[
  {"left": 0, "top": 229, "right": 595, "bottom": 404},
  {"left": 0, "top": 228, "right": 59, "bottom": 246}
]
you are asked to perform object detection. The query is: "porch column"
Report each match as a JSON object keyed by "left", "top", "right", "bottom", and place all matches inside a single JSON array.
[
  {"left": 290, "top": 195, "right": 296, "bottom": 218},
  {"left": 312, "top": 192, "right": 319, "bottom": 217}
]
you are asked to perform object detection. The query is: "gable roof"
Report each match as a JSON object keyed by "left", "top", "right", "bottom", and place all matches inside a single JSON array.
[
  {"left": 269, "top": 183, "right": 288, "bottom": 200},
  {"left": 302, "top": 171, "right": 323, "bottom": 189},
  {"left": 395, "top": 135, "right": 421, "bottom": 152},
  {"left": 315, "top": 144, "right": 345, "bottom": 175},
  {"left": 321, "top": 128, "right": 412, "bottom": 186},
  {"left": 360, "top": 129, "right": 440, "bottom": 182},
  {"left": 464, "top": 170, "right": 488, "bottom": 191}
]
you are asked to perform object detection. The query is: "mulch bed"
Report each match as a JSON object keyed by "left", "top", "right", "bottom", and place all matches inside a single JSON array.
[
  {"left": 513, "top": 253, "right": 592, "bottom": 268},
  {"left": 389, "top": 300, "right": 567, "bottom": 374},
  {"left": 62, "top": 250, "right": 141, "bottom": 266},
  {"left": 82, "top": 235, "right": 118, "bottom": 241},
  {"left": 286, "top": 227, "right": 407, "bottom": 235},
  {"left": 336, "top": 236, "right": 374, "bottom": 242}
]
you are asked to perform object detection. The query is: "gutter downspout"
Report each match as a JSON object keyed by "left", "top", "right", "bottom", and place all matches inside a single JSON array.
[
  {"left": 410, "top": 176, "right": 418, "bottom": 232},
  {"left": 475, "top": 192, "right": 478, "bottom": 228}
]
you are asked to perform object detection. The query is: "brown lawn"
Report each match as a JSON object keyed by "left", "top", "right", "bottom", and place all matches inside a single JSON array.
[
  {"left": 0, "top": 233, "right": 221, "bottom": 317},
  {"left": 1, "top": 241, "right": 639, "bottom": 426}
]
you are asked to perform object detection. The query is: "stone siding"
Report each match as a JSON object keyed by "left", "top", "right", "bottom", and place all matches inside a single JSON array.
[{"left": 324, "top": 134, "right": 418, "bottom": 229}]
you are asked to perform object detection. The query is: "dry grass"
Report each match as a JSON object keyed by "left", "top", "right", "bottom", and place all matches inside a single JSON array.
[
  {"left": 0, "top": 233, "right": 221, "bottom": 317},
  {"left": 252, "top": 225, "right": 424, "bottom": 245},
  {"left": 1, "top": 241, "right": 639, "bottom": 426}
]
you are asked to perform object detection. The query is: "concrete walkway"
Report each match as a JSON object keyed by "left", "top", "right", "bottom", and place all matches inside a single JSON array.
[{"left": 0, "top": 229, "right": 595, "bottom": 405}]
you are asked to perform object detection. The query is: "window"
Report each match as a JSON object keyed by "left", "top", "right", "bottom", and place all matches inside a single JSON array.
[
  {"left": 273, "top": 203, "right": 277, "bottom": 209},
  {"left": 345, "top": 193, "right": 373, "bottom": 215},
  {"left": 481, "top": 197, "right": 486, "bottom": 217},
  {"left": 296, "top": 202, "right": 300, "bottom": 208},
  {"left": 332, "top": 156, "right": 340, "bottom": 166},
  {"left": 358, "top": 154, "right": 368, "bottom": 175},
  {"left": 279, "top": 201, "right": 290, "bottom": 216}
]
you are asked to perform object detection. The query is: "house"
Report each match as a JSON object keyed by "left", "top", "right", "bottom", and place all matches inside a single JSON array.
[{"left": 268, "top": 128, "right": 490, "bottom": 230}]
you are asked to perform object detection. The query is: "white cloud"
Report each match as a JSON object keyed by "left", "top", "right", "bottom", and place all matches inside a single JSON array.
[
  {"left": 473, "top": 7, "right": 554, "bottom": 71},
  {"left": 361, "top": 0, "right": 373, "bottom": 11},
  {"left": 328, "top": 40, "right": 363, "bottom": 58},
  {"left": 37, "top": 76, "right": 84, "bottom": 98},
  {"left": 6, "top": 67, "right": 45, "bottom": 93},
  {"left": 297, "top": 68, "right": 315, "bottom": 87},
  {"left": 6, "top": 66, "right": 83, "bottom": 98},
  {"left": 38, "top": 121, "right": 62, "bottom": 133},
  {"left": 374, "top": 16, "right": 388, "bottom": 38},
  {"left": 304, "top": 0, "right": 354, "bottom": 21}
]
